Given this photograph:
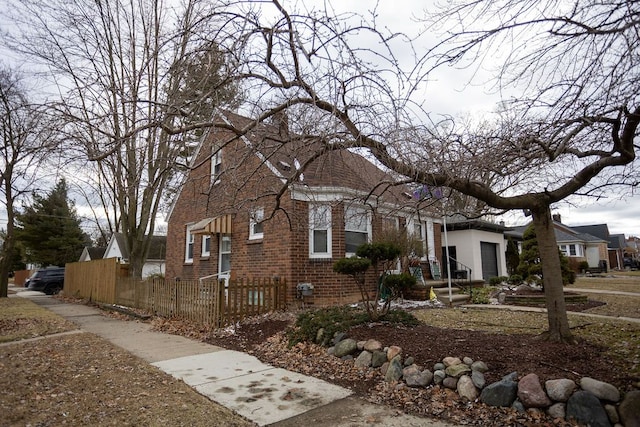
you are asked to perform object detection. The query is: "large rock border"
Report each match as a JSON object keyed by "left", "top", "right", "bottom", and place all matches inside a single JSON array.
[{"left": 326, "top": 335, "right": 638, "bottom": 427}]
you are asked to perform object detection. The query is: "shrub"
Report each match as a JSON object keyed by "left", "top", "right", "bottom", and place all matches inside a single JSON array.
[
  {"left": 286, "top": 306, "right": 419, "bottom": 347},
  {"left": 578, "top": 261, "right": 590, "bottom": 272},
  {"left": 382, "top": 273, "right": 416, "bottom": 296},
  {"left": 488, "top": 276, "right": 509, "bottom": 286},
  {"left": 466, "top": 286, "right": 494, "bottom": 304},
  {"left": 507, "top": 274, "right": 523, "bottom": 285}
]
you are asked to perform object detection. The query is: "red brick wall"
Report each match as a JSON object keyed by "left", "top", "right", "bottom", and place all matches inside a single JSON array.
[{"left": 166, "top": 126, "right": 443, "bottom": 307}]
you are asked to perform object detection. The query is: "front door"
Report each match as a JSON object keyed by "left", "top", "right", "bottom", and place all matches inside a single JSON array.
[
  {"left": 480, "top": 241, "right": 499, "bottom": 281},
  {"left": 219, "top": 234, "right": 231, "bottom": 286}
]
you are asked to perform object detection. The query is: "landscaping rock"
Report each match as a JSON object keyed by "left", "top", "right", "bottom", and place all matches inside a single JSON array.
[
  {"left": 443, "top": 376, "right": 458, "bottom": 390},
  {"left": 433, "top": 370, "right": 446, "bottom": 385},
  {"left": 545, "top": 378, "right": 576, "bottom": 402},
  {"left": 333, "top": 332, "right": 347, "bottom": 345},
  {"left": 315, "top": 328, "right": 325, "bottom": 344},
  {"left": 445, "top": 363, "right": 471, "bottom": 378},
  {"left": 334, "top": 338, "right": 357, "bottom": 358},
  {"left": 480, "top": 375, "right": 518, "bottom": 407},
  {"left": 387, "top": 345, "right": 402, "bottom": 361},
  {"left": 356, "top": 340, "right": 365, "bottom": 351},
  {"left": 511, "top": 400, "right": 525, "bottom": 413},
  {"left": 405, "top": 369, "right": 433, "bottom": 388},
  {"left": 355, "top": 350, "right": 372, "bottom": 368},
  {"left": 547, "top": 402, "right": 566, "bottom": 419},
  {"left": 402, "top": 364, "right": 420, "bottom": 378},
  {"left": 457, "top": 375, "right": 478, "bottom": 400},
  {"left": 566, "top": 390, "right": 611, "bottom": 427},
  {"left": 363, "top": 339, "right": 382, "bottom": 352},
  {"left": 434, "top": 362, "right": 446, "bottom": 371},
  {"left": 518, "top": 373, "right": 551, "bottom": 408},
  {"left": 404, "top": 356, "right": 414, "bottom": 367},
  {"left": 604, "top": 404, "right": 619, "bottom": 424},
  {"left": 462, "top": 356, "right": 473, "bottom": 366},
  {"left": 471, "top": 370, "right": 485, "bottom": 389},
  {"left": 380, "top": 362, "right": 389, "bottom": 376},
  {"left": 471, "top": 360, "right": 488, "bottom": 373},
  {"left": 385, "top": 356, "right": 403, "bottom": 382},
  {"left": 580, "top": 377, "right": 620, "bottom": 403},
  {"left": 443, "top": 356, "right": 461, "bottom": 367},
  {"left": 371, "top": 350, "right": 387, "bottom": 368},
  {"left": 618, "top": 390, "right": 640, "bottom": 427}
]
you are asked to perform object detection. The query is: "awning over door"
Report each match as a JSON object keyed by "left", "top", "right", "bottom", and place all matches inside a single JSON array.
[{"left": 191, "top": 214, "right": 233, "bottom": 235}]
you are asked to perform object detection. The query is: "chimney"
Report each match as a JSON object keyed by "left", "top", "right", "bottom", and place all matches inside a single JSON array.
[{"left": 552, "top": 213, "right": 561, "bottom": 223}]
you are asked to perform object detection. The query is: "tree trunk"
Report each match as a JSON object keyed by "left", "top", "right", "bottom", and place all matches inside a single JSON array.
[{"left": 531, "top": 206, "right": 575, "bottom": 343}]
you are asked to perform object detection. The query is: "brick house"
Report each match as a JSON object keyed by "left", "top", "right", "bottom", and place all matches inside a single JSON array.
[{"left": 165, "top": 111, "right": 443, "bottom": 306}]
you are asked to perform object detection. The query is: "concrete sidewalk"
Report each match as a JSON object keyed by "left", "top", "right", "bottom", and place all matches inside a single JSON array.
[{"left": 16, "top": 289, "right": 451, "bottom": 427}]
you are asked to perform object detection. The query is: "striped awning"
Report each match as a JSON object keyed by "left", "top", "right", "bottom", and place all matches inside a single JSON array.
[{"left": 191, "top": 214, "right": 233, "bottom": 235}]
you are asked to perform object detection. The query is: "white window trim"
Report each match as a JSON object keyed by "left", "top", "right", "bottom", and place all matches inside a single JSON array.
[
  {"left": 201, "top": 235, "right": 211, "bottom": 257},
  {"left": 185, "top": 224, "right": 195, "bottom": 263},
  {"left": 249, "top": 208, "right": 265, "bottom": 240},
  {"left": 344, "top": 205, "right": 371, "bottom": 257},
  {"left": 210, "top": 147, "right": 222, "bottom": 185},
  {"left": 309, "top": 204, "right": 332, "bottom": 258},
  {"left": 408, "top": 218, "right": 428, "bottom": 260}
]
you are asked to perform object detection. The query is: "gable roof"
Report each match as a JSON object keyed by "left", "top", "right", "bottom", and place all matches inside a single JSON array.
[
  {"left": 571, "top": 224, "right": 610, "bottom": 242},
  {"left": 507, "top": 221, "right": 607, "bottom": 244},
  {"left": 168, "top": 109, "right": 435, "bottom": 221},
  {"left": 108, "top": 233, "right": 167, "bottom": 261},
  {"left": 79, "top": 246, "right": 107, "bottom": 262}
]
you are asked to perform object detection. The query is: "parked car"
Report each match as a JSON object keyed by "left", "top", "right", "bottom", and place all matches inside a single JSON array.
[{"left": 27, "top": 267, "right": 65, "bottom": 295}]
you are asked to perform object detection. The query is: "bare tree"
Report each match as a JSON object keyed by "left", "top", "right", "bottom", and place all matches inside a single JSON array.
[
  {"left": 0, "top": 67, "right": 54, "bottom": 297},
  {"left": 199, "top": 0, "right": 638, "bottom": 342},
  {"left": 4, "top": 0, "right": 238, "bottom": 277}
]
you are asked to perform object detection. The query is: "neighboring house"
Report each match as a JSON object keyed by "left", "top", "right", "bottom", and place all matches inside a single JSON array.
[
  {"left": 78, "top": 246, "right": 107, "bottom": 262},
  {"left": 165, "top": 111, "right": 443, "bottom": 306},
  {"left": 103, "top": 232, "right": 166, "bottom": 278},
  {"left": 607, "top": 234, "right": 626, "bottom": 269},
  {"left": 442, "top": 219, "right": 509, "bottom": 281},
  {"left": 507, "top": 215, "right": 609, "bottom": 272}
]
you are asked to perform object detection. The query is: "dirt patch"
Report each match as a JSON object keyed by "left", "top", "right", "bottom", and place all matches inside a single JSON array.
[{"left": 203, "top": 308, "right": 639, "bottom": 427}]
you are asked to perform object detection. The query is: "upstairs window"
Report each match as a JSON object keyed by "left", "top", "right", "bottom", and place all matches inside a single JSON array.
[
  {"left": 249, "top": 208, "right": 264, "bottom": 240},
  {"left": 345, "top": 206, "right": 370, "bottom": 256},
  {"left": 202, "top": 235, "right": 211, "bottom": 257},
  {"left": 210, "top": 147, "right": 222, "bottom": 184},
  {"left": 309, "top": 204, "right": 332, "bottom": 258},
  {"left": 185, "top": 225, "right": 195, "bottom": 263}
]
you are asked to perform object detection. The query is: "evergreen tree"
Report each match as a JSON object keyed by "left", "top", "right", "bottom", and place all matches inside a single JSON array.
[
  {"left": 15, "top": 179, "right": 89, "bottom": 266},
  {"left": 505, "top": 237, "right": 520, "bottom": 276},
  {"left": 517, "top": 225, "right": 575, "bottom": 287}
]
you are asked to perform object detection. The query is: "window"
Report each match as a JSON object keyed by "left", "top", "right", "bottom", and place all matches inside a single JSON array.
[
  {"left": 409, "top": 219, "right": 427, "bottom": 259},
  {"left": 185, "top": 225, "right": 195, "bottom": 263},
  {"left": 559, "top": 244, "right": 580, "bottom": 257},
  {"left": 344, "top": 206, "right": 370, "bottom": 256},
  {"left": 202, "top": 235, "right": 211, "bottom": 257},
  {"left": 249, "top": 208, "right": 264, "bottom": 240},
  {"left": 309, "top": 204, "right": 332, "bottom": 258},
  {"left": 210, "top": 147, "right": 222, "bottom": 184},
  {"left": 220, "top": 235, "right": 231, "bottom": 272}
]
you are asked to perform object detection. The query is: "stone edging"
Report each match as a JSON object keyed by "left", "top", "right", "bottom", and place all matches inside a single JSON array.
[{"left": 328, "top": 336, "right": 639, "bottom": 426}]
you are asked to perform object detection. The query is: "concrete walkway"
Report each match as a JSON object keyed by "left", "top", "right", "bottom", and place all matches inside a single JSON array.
[{"left": 14, "top": 288, "right": 452, "bottom": 427}]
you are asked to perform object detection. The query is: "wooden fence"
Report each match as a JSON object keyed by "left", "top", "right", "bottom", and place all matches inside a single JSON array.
[
  {"left": 65, "top": 258, "right": 129, "bottom": 303},
  {"left": 113, "top": 277, "right": 286, "bottom": 327},
  {"left": 64, "top": 259, "right": 286, "bottom": 327}
]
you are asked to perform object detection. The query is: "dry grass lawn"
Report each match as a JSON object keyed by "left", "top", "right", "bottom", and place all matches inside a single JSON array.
[
  {"left": 571, "top": 274, "right": 640, "bottom": 293},
  {"left": 0, "top": 297, "right": 76, "bottom": 343},
  {"left": 0, "top": 297, "right": 253, "bottom": 427}
]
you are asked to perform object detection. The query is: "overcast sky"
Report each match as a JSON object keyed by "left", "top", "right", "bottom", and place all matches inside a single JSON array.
[{"left": 1, "top": 0, "right": 638, "bottom": 240}]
